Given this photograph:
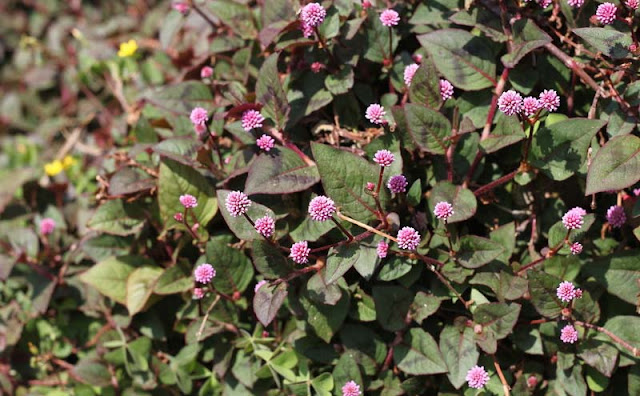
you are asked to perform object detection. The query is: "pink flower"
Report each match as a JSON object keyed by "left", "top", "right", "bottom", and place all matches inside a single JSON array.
[
  {"left": 434, "top": 201, "right": 454, "bottom": 220},
  {"left": 362, "top": 0, "right": 372, "bottom": 9},
  {"left": 523, "top": 97, "right": 541, "bottom": 117},
  {"left": 194, "top": 263, "right": 216, "bottom": 283},
  {"left": 254, "top": 280, "right": 268, "bottom": 293},
  {"left": 627, "top": 0, "right": 639, "bottom": 9},
  {"left": 179, "top": 194, "right": 198, "bottom": 209},
  {"left": 377, "top": 240, "right": 389, "bottom": 258},
  {"left": 373, "top": 149, "right": 395, "bottom": 167},
  {"left": 190, "top": 107, "right": 208, "bottom": 126},
  {"left": 242, "top": 110, "right": 265, "bottom": 131},
  {"left": 567, "top": 0, "right": 584, "bottom": 7},
  {"left": 413, "top": 54, "right": 423, "bottom": 63},
  {"left": 200, "top": 66, "right": 213, "bottom": 78},
  {"left": 254, "top": 215, "right": 276, "bottom": 238},
  {"left": 466, "top": 365, "right": 490, "bottom": 389},
  {"left": 290, "top": 241, "right": 311, "bottom": 264},
  {"left": 311, "top": 62, "right": 325, "bottom": 73},
  {"left": 225, "top": 191, "right": 251, "bottom": 217},
  {"left": 404, "top": 64, "right": 419, "bottom": 87},
  {"left": 341, "top": 380, "right": 361, "bottom": 396},
  {"left": 538, "top": 89, "right": 560, "bottom": 112},
  {"left": 172, "top": 1, "right": 189, "bottom": 14},
  {"left": 308, "top": 196, "right": 336, "bottom": 221},
  {"left": 194, "top": 123, "right": 207, "bottom": 136},
  {"left": 365, "top": 104, "right": 387, "bottom": 125},
  {"left": 193, "top": 287, "right": 205, "bottom": 300},
  {"left": 387, "top": 175, "right": 408, "bottom": 193},
  {"left": 557, "top": 281, "right": 576, "bottom": 302},
  {"left": 537, "top": 0, "right": 552, "bottom": 7},
  {"left": 300, "top": 3, "right": 326, "bottom": 28},
  {"left": 380, "top": 9, "right": 400, "bottom": 26},
  {"left": 596, "top": 3, "right": 617, "bottom": 24},
  {"left": 440, "top": 79, "right": 454, "bottom": 101},
  {"left": 39, "top": 218, "right": 56, "bottom": 235},
  {"left": 397, "top": 226, "right": 421, "bottom": 250},
  {"left": 256, "top": 134, "right": 275, "bottom": 151},
  {"left": 574, "top": 288, "right": 583, "bottom": 298},
  {"left": 562, "top": 207, "right": 585, "bottom": 230},
  {"left": 366, "top": 182, "right": 376, "bottom": 191},
  {"left": 560, "top": 324, "right": 579, "bottom": 344},
  {"left": 606, "top": 205, "right": 626, "bottom": 228},
  {"left": 173, "top": 213, "right": 184, "bottom": 222},
  {"left": 527, "top": 376, "right": 538, "bottom": 388},
  {"left": 301, "top": 23, "right": 315, "bottom": 38},
  {"left": 634, "top": 188, "right": 640, "bottom": 196},
  {"left": 570, "top": 242, "right": 583, "bottom": 255},
  {"left": 498, "top": 90, "right": 523, "bottom": 116}
]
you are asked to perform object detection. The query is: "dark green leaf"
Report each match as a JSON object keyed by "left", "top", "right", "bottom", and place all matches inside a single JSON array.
[
  {"left": 439, "top": 326, "right": 479, "bottom": 389},
  {"left": 245, "top": 147, "right": 320, "bottom": 195},
  {"left": 574, "top": 28, "right": 632, "bottom": 60},
  {"left": 457, "top": 235, "right": 504, "bottom": 269},
  {"left": 394, "top": 328, "right": 448, "bottom": 375},
  {"left": 586, "top": 135, "right": 640, "bottom": 195},
  {"left": 404, "top": 104, "right": 451, "bottom": 155},
  {"left": 253, "top": 283, "right": 287, "bottom": 327},
  {"left": 256, "top": 53, "right": 290, "bottom": 129},
  {"left": 428, "top": 181, "right": 477, "bottom": 223}
]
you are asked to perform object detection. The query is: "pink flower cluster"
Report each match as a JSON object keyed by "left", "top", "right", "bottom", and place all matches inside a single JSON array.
[
  {"left": 498, "top": 90, "right": 523, "bottom": 116},
  {"left": 225, "top": 191, "right": 252, "bottom": 217},
  {"left": 440, "top": 79, "right": 454, "bottom": 101},
  {"left": 628, "top": 0, "right": 639, "bottom": 9},
  {"left": 387, "top": 175, "right": 408, "bottom": 193},
  {"left": 606, "top": 205, "right": 626, "bottom": 228},
  {"left": 404, "top": 64, "right": 419, "bottom": 87},
  {"left": 373, "top": 149, "right": 394, "bottom": 167},
  {"left": 377, "top": 240, "right": 389, "bottom": 258},
  {"left": 498, "top": 89, "right": 560, "bottom": 116},
  {"left": 40, "top": 218, "right": 56, "bottom": 235},
  {"left": 180, "top": 194, "right": 198, "bottom": 209},
  {"left": 242, "top": 110, "right": 264, "bottom": 131},
  {"left": 341, "top": 380, "right": 361, "bottom": 396},
  {"left": 256, "top": 134, "right": 275, "bottom": 151},
  {"left": 254, "top": 215, "right": 276, "bottom": 238},
  {"left": 434, "top": 201, "right": 454, "bottom": 220},
  {"left": 308, "top": 196, "right": 336, "bottom": 221},
  {"left": 290, "top": 241, "right": 311, "bottom": 264},
  {"left": 570, "top": 242, "right": 583, "bottom": 255},
  {"left": 172, "top": 1, "right": 189, "bottom": 14},
  {"left": 366, "top": 104, "right": 387, "bottom": 125},
  {"left": 380, "top": 9, "right": 400, "bottom": 27},
  {"left": 567, "top": 0, "right": 584, "bottom": 7},
  {"left": 193, "top": 287, "right": 205, "bottom": 300},
  {"left": 397, "top": 227, "right": 421, "bottom": 250},
  {"left": 466, "top": 365, "right": 490, "bottom": 389},
  {"left": 556, "top": 281, "right": 583, "bottom": 302},
  {"left": 596, "top": 3, "right": 617, "bottom": 25},
  {"left": 200, "top": 66, "right": 213, "bottom": 78},
  {"left": 562, "top": 207, "right": 586, "bottom": 230},
  {"left": 300, "top": 3, "right": 326, "bottom": 37},
  {"left": 194, "top": 263, "right": 216, "bottom": 283},
  {"left": 560, "top": 324, "right": 579, "bottom": 343},
  {"left": 522, "top": 96, "right": 540, "bottom": 117},
  {"left": 190, "top": 107, "right": 208, "bottom": 126},
  {"left": 254, "top": 280, "right": 268, "bottom": 293}
]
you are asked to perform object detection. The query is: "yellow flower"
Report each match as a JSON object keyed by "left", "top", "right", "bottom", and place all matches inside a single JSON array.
[
  {"left": 44, "top": 160, "right": 64, "bottom": 176},
  {"left": 118, "top": 39, "right": 138, "bottom": 57},
  {"left": 62, "top": 155, "right": 75, "bottom": 169}
]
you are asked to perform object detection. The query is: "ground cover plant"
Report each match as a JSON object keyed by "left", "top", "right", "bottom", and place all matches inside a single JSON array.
[{"left": 1, "top": 0, "right": 640, "bottom": 395}]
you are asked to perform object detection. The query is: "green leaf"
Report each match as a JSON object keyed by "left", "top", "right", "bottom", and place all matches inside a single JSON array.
[
  {"left": 428, "top": 181, "right": 477, "bottom": 223},
  {"left": 206, "top": 236, "right": 254, "bottom": 294},
  {"left": 530, "top": 118, "right": 606, "bottom": 181},
  {"left": 411, "top": 292, "right": 443, "bottom": 324},
  {"left": 245, "top": 147, "right": 320, "bottom": 195},
  {"left": 439, "top": 326, "right": 479, "bottom": 389},
  {"left": 126, "top": 266, "right": 163, "bottom": 316},
  {"left": 71, "top": 359, "right": 112, "bottom": 387},
  {"left": 207, "top": 0, "right": 257, "bottom": 39},
  {"left": 394, "top": 328, "right": 448, "bottom": 375},
  {"left": 377, "top": 256, "right": 414, "bottom": 281},
  {"left": 474, "top": 302, "right": 521, "bottom": 341},
  {"left": 583, "top": 251, "right": 640, "bottom": 305},
  {"left": 253, "top": 283, "right": 287, "bottom": 327},
  {"left": 324, "top": 243, "right": 370, "bottom": 285},
  {"left": 408, "top": 57, "right": 442, "bottom": 109},
  {"left": 307, "top": 272, "right": 343, "bottom": 305},
  {"left": 407, "top": 179, "right": 422, "bottom": 207},
  {"left": 87, "top": 200, "right": 146, "bottom": 236},
  {"left": 80, "top": 255, "right": 147, "bottom": 305},
  {"left": 143, "top": 81, "right": 213, "bottom": 116},
  {"left": 480, "top": 115, "right": 526, "bottom": 154},
  {"left": 325, "top": 67, "right": 354, "bottom": 96},
  {"left": 373, "top": 286, "right": 414, "bottom": 331},
  {"left": 585, "top": 135, "right": 640, "bottom": 195},
  {"left": 418, "top": 29, "right": 496, "bottom": 90},
  {"left": 250, "top": 240, "right": 293, "bottom": 279},
  {"left": 557, "top": 364, "right": 587, "bottom": 396},
  {"left": 404, "top": 104, "right": 451, "bottom": 155},
  {"left": 501, "top": 19, "right": 551, "bottom": 68},
  {"left": 364, "top": 9, "right": 399, "bottom": 63},
  {"left": 449, "top": 8, "right": 507, "bottom": 42},
  {"left": 578, "top": 339, "right": 619, "bottom": 377},
  {"left": 528, "top": 271, "right": 564, "bottom": 318},
  {"left": 457, "top": 235, "right": 504, "bottom": 269},
  {"left": 311, "top": 372, "right": 334, "bottom": 396},
  {"left": 574, "top": 28, "right": 632, "bottom": 60},
  {"left": 332, "top": 353, "right": 362, "bottom": 396},
  {"left": 217, "top": 190, "right": 275, "bottom": 241},
  {"left": 603, "top": 316, "right": 640, "bottom": 366},
  {"left": 256, "top": 53, "right": 290, "bottom": 129},
  {"left": 312, "top": 142, "right": 389, "bottom": 222},
  {"left": 154, "top": 263, "right": 193, "bottom": 295},
  {"left": 470, "top": 271, "right": 528, "bottom": 301},
  {"left": 300, "top": 287, "right": 349, "bottom": 343}
]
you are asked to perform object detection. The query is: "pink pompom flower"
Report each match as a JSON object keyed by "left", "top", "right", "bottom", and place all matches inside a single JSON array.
[
  {"left": 190, "top": 107, "right": 208, "bottom": 126},
  {"left": 397, "top": 226, "right": 421, "bottom": 250},
  {"left": 567, "top": 0, "right": 584, "bottom": 7},
  {"left": 538, "top": 89, "right": 560, "bottom": 112},
  {"left": 254, "top": 215, "right": 276, "bottom": 238},
  {"left": 194, "top": 123, "right": 207, "bottom": 136},
  {"left": 498, "top": 90, "right": 523, "bottom": 116},
  {"left": 200, "top": 66, "right": 213, "bottom": 78},
  {"left": 527, "top": 375, "right": 538, "bottom": 388},
  {"left": 192, "top": 287, "right": 205, "bottom": 300},
  {"left": 574, "top": 288, "right": 583, "bottom": 298},
  {"left": 570, "top": 242, "right": 583, "bottom": 255},
  {"left": 179, "top": 194, "right": 198, "bottom": 209},
  {"left": 225, "top": 191, "right": 251, "bottom": 217},
  {"left": 404, "top": 63, "right": 419, "bottom": 87},
  {"left": 523, "top": 97, "right": 541, "bottom": 117},
  {"left": 596, "top": 3, "right": 617, "bottom": 24},
  {"left": 560, "top": 324, "right": 579, "bottom": 344},
  {"left": 365, "top": 104, "right": 387, "bottom": 125},
  {"left": 173, "top": 213, "right": 184, "bottom": 222},
  {"left": 537, "top": 0, "right": 552, "bottom": 7},
  {"left": 627, "top": 0, "right": 639, "bottom": 9},
  {"left": 310, "top": 62, "right": 325, "bottom": 73},
  {"left": 300, "top": 3, "right": 326, "bottom": 28},
  {"left": 606, "top": 205, "right": 626, "bottom": 228},
  {"left": 290, "top": 241, "right": 311, "bottom": 264},
  {"left": 557, "top": 281, "right": 577, "bottom": 302},
  {"left": 341, "top": 380, "right": 361, "bottom": 396},
  {"left": 387, "top": 175, "right": 408, "bottom": 193},
  {"left": 39, "top": 218, "right": 56, "bottom": 235},
  {"left": 172, "top": 1, "right": 190, "bottom": 14},
  {"left": 373, "top": 149, "right": 395, "bottom": 167},
  {"left": 434, "top": 201, "right": 454, "bottom": 220},
  {"left": 380, "top": 9, "right": 400, "bottom": 26},
  {"left": 254, "top": 280, "right": 268, "bottom": 293},
  {"left": 308, "top": 196, "right": 336, "bottom": 221},
  {"left": 466, "top": 365, "right": 490, "bottom": 389},
  {"left": 366, "top": 182, "right": 376, "bottom": 191},
  {"left": 562, "top": 207, "right": 586, "bottom": 230},
  {"left": 377, "top": 240, "right": 389, "bottom": 259},
  {"left": 194, "top": 263, "right": 216, "bottom": 284},
  {"left": 440, "top": 79, "right": 454, "bottom": 101},
  {"left": 413, "top": 54, "right": 423, "bottom": 63},
  {"left": 256, "top": 134, "right": 275, "bottom": 151},
  {"left": 242, "top": 110, "right": 265, "bottom": 132}
]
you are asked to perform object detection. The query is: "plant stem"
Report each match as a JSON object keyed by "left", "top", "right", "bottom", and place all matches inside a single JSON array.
[
  {"left": 574, "top": 320, "right": 640, "bottom": 357},
  {"left": 492, "top": 355, "right": 511, "bottom": 396},
  {"left": 373, "top": 166, "right": 388, "bottom": 225},
  {"left": 336, "top": 211, "right": 397, "bottom": 242},
  {"left": 192, "top": 4, "right": 218, "bottom": 30},
  {"left": 331, "top": 217, "right": 355, "bottom": 242},
  {"left": 387, "top": 27, "right": 393, "bottom": 63},
  {"left": 444, "top": 220, "right": 456, "bottom": 256},
  {"left": 314, "top": 26, "right": 337, "bottom": 68},
  {"left": 473, "top": 169, "right": 519, "bottom": 197},
  {"left": 517, "top": 230, "right": 571, "bottom": 275},
  {"left": 273, "top": 260, "right": 324, "bottom": 285}
]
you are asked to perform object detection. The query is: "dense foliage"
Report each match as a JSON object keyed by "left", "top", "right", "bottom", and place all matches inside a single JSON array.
[{"left": 2, "top": 0, "right": 640, "bottom": 395}]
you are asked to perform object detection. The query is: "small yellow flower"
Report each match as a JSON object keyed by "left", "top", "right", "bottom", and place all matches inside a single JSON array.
[
  {"left": 44, "top": 160, "right": 64, "bottom": 177},
  {"left": 118, "top": 39, "right": 138, "bottom": 57},
  {"left": 62, "top": 155, "right": 75, "bottom": 169}
]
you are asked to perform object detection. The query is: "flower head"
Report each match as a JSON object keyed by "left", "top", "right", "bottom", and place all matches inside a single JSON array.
[
  {"left": 627, "top": 0, "right": 639, "bottom": 9},
  {"left": 560, "top": 324, "right": 579, "bottom": 343},
  {"left": 194, "top": 123, "right": 207, "bottom": 136},
  {"left": 190, "top": 107, "right": 208, "bottom": 126},
  {"left": 567, "top": 0, "right": 584, "bottom": 7},
  {"left": 308, "top": 196, "right": 336, "bottom": 221},
  {"left": 373, "top": 149, "right": 395, "bottom": 167},
  {"left": 365, "top": 104, "right": 387, "bottom": 125},
  {"left": 538, "top": 89, "right": 560, "bottom": 112},
  {"left": 404, "top": 64, "right": 419, "bottom": 87},
  {"left": 434, "top": 201, "right": 454, "bottom": 220},
  {"left": 193, "top": 287, "right": 205, "bottom": 300},
  {"left": 574, "top": 288, "right": 583, "bottom": 298},
  {"left": 174, "top": 213, "right": 184, "bottom": 222},
  {"left": 466, "top": 365, "right": 490, "bottom": 389},
  {"left": 44, "top": 160, "right": 64, "bottom": 176},
  {"left": 413, "top": 53, "right": 423, "bottom": 63},
  {"left": 118, "top": 40, "right": 138, "bottom": 57},
  {"left": 606, "top": 205, "right": 626, "bottom": 228},
  {"left": 596, "top": 3, "right": 617, "bottom": 24},
  {"left": 39, "top": 218, "right": 56, "bottom": 235},
  {"left": 242, "top": 109, "right": 265, "bottom": 131},
  {"left": 311, "top": 62, "right": 325, "bottom": 73},
  {"left": 557, "top": 281, "right": 577, "bottom": 302},
  {"left": 397, "top": 226, "right": 421, "bottom": 250},
  {"left": 380, "top": 9, "right": 400, "bottom": 26},
  {"left": 194, "top": 263, "right": 216, "bottom": 284},
  {"left": 570, "top": 242, "right": 583, "bottom": 255},
  {"left": 225, "top": 191, "right": 252, "bottom": 217},
  {"left": 254, "top": 215, "right": 276, "bottom": 238},
  {"left": 537, "top": 0, "right": 552, "bottom": 7},
  {"left": 440, "top": 79, "right": 454, "bottom": 101},
  {"left": 255, "top": 280, "right": 268, "bottom": 293},
  {"left": 179, "top": 194, "right": 198, "bottom": 209},
  {"left": 562, "top": 207, "right": 586, "bottom": 230},
  {"left": 256, "top": 134, "right": 275, "bottom": 151},
  {"left": 387, "top": 175, "right": 408, "bottom": 193},
  {"left": 300, "top": 3, "right": 326, "bottom": 28},
  {"left": 377, "top": 240, "right": 389, "bottom": 258},
  {"left": 527, "top": 376, "right": 538, "bottom": 388},
  {"left": 366, "top": 182, "right": 376, "bottom": 191},
  {"left": 290, "top": 241, "right": 311, "bottom": 264},
  {"left": 62, "top": 156, "right": 75, "bottom": 169},
  {"left": 200, "top": 66, "right": 213, "bottom": 78},
  {"left": 341, "top": 380, "right": 361, "bottom": 396},
  {"left": 634, "top": 188, "right": 640, "bottom": 196},
  {"left": 498, "top": 90, "right": 523, "bottom": 116},
  {"left": 523, "top": 97, "right": 541, "bottom": 117},
  {"left": 172, "top": 1, "right": 190, "bottom": 14}
]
